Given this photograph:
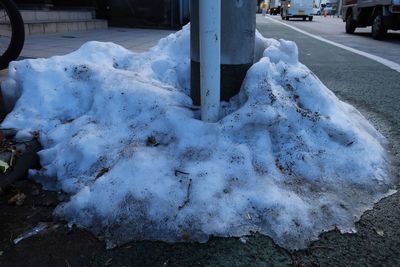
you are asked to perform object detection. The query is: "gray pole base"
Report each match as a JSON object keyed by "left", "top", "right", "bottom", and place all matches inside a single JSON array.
[{"left": 190, "top": 60, "right": 252, "bottom": 106}]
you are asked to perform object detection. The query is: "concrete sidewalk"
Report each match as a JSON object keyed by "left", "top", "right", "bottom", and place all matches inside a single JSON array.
[
  {"left": 0, "top": 27, "right": 176, "bottom": 80},
  {"left": 19, "top": 27, "right": 176, "bottom": 59}
]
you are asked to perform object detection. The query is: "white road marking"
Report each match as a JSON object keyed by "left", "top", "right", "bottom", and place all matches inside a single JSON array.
[{"left": 264, "top": 16, "right": 400, "bottom": 73}]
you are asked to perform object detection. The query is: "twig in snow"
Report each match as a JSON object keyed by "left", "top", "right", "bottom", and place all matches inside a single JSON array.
[
  {"left": 9, "top": 148, "right": 17, "bottom": 168},
  {"left": 95, "top": 167, "right": 109, "bottom": 180},
  {"left": 174, "top": 170, "right": 190, "bottom": 176},
  {"left": 178, "top": 178, "right": 192, "bottom": 210}
]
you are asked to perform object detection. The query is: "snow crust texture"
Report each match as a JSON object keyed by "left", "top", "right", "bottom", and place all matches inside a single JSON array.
[{"left": 1, "top": 25, "right": 395, "bottom": 249}]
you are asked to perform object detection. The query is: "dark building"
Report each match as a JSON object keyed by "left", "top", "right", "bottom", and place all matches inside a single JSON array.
[
  {"left": 108, "top": 0, "right": 190, "bottom": 29},
  {"left": 14, "top": 0, "right": 190, "bottom": 29},
  {"left": 14, "top": 0, "right": 97, "bottom": 9}
]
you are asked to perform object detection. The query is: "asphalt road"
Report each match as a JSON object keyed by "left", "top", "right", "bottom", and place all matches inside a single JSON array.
[
  {"left": 265, "top": 14, "right": 400, "bottom": 65},
  {"left": 257, "top": 14, "right": 400, "bottom": 266}
]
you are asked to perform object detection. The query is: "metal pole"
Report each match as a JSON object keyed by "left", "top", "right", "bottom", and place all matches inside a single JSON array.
[
  {"left": 170, "top": 0, "right": 174, "bottom": 28},
  {"left": 179, "top": 0, "right": 183, "bottom": 25},
  {"left": 190, "top": 0, "right": 256, "bottom": 107},
  {"left": 199, "top": 0, "right": 221, "bottom": 122}
]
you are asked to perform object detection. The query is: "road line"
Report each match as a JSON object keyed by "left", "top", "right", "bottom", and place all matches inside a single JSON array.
[{"left": 264, "top": 16, "right": 400, "bottom": 73}]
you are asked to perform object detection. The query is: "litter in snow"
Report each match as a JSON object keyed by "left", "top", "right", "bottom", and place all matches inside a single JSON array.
[{"left": 13, "top": 222, "right": 59, "bottom": 244}]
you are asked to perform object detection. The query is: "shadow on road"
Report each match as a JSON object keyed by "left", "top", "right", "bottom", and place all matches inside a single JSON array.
[
  {"left": 283, "top": 19, "right": 314, "bottom": 22},
  {"left": 353, "top": 32, "right": 400, "bottom": 42}
]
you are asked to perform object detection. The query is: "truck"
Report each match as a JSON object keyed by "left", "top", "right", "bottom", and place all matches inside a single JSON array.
[
  {"left": 342, "top": 0, "right": 400, "bottom": 39},
  {"left": 281, "top": 0, "right": 314, "bottom": 20},
  {"left": 269, "top": 0, "right": 281, "bottom": 15}
]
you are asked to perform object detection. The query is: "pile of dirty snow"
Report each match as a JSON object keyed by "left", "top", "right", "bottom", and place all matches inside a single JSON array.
[{"left": 1, "top": 25, "right": 395, "bottom": 249}]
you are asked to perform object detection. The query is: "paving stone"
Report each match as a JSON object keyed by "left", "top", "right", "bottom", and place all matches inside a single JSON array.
[
  {"left": 35, "top": 11, "right": 49, "bottom": 21},
  {"left": 28, "top": 23, "right": 44, "bottom": 34}
]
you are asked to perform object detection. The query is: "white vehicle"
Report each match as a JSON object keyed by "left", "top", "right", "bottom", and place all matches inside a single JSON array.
[
  {"left": 281, "top": 0, "right": 314, "bottom": 20},
  {"left": 312, "top": 7, "right": 322, "bottom": 15}
]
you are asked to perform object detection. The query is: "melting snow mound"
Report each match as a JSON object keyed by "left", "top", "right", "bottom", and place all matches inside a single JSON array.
[{"left": 1, "top": 25, "right": 395, "bottom": 249}]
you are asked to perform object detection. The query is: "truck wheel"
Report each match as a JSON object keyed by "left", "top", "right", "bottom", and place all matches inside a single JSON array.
[
  {"left": 345, "top": 14, "right": 356, "bottom": 34},
  {"left": 371, "top": 15, "right": 387, "bottom": 40},
  {"left": 309, "top": 16, "right": 313, "bottom": 21}
]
